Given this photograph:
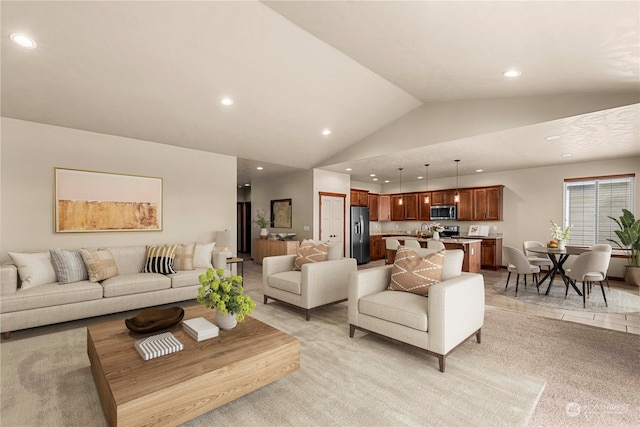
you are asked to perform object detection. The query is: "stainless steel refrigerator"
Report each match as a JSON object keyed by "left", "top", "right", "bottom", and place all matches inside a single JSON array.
[{"left": 350, "top": 206, "right": 370, "bottom": 264}]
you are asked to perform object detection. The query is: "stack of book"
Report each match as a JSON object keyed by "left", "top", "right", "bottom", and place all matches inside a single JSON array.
[
  {"left": 182, "top": 317, "right": 219, "bottom": 341},
  {"left": 134, "top": 332, "right": 184, "bottom": 361}
]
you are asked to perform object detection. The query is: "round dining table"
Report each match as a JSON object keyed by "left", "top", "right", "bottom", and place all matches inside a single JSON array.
[{"left": 526, "top": 246, "right": 589, "bottom": 296}]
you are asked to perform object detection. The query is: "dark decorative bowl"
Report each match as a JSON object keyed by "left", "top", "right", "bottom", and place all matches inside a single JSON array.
[{"left": 125, "top": 307, "right": 185, "bottom": 333}]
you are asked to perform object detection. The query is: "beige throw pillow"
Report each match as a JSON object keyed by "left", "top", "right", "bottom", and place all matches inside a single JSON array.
[
  {"left": 294, "top": 239, "right": 329, "bottom": 271},
  {"left": 173, "top": 242, "right": 196, "bottom": 270},
  {"left": 80, "top": 248, "right": 119, "bottom": 282},
  {"left": 8, "top": 251, "right": 58, "bottom": 289},
  {"left": 389, "top": 246, "right": 445, "bottom": 296}
]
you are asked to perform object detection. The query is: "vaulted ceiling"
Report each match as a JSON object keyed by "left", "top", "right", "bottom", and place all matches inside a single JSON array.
[{"left": 2, "top": 1, "right": 639, "bottom": 187}]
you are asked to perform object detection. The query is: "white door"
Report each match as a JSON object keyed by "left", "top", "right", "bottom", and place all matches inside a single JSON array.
[{"left": 320, "top": 194, "right": 345, "bottom": 256}]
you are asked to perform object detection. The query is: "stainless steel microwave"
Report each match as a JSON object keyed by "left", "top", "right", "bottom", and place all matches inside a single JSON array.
[{"left": 430, "top": 205, "right": 457, "bottom": 220}]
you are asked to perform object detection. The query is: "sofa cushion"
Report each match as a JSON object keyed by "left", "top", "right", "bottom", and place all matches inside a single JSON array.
[
  {"left": 389, "top": 247, "right": 445, "bottom": 296},
  {"left": 169, "top": 268, "right": 207, "bottom": 288},
  {"left": 101, "top": 273, "right": 171, "bottom": 297},
  {"left": 294, "top": 240, "right": 329, "bottom": 271},
  {"left": 50, "top": 249, "right": 89, "bottom": 284},
  {"left": 106, "top": 246, "right": 147, "bottom": 275},
  {"left": 194, "top": 242, "right": 216, "bottom": 268},
  {"left": 8, "top": 251, "right": 58, "bottom": 289},
  {"left": 0, "top": 281, "right": 102, "bottom": 313},
  {"left": 142, "top": 245, "right": 178, "bottom": 274},
  {"left": 359, "top": 290, "right": 429, "bottom": 332},
  {"left": 174, "top": 242, "right": 196, "bottom": 271},
  {"left": 80, "top": 248, "right": 119, "bottom": 282},
  {"left": 268, "top": 271, "right": 302, "bottom": 295}
]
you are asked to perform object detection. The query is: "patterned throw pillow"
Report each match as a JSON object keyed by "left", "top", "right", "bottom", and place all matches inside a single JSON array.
[
  {"left": 50, "top": 249, "right": 89, "bottom": 284},
  {"left": 173, "top": 242, "right": 196, "bottom": 271},
  {"left": 294, "top": 240, "right": 329, "bottom": 271},
  {"left": 142, "top": 245, "right": 178, "bottom": 274},
  {"left": 389, "top": 246, "right": 446, "bottom": 296},
  {"left": 80, "top": 248, "right": 119, "bottom": 283}
]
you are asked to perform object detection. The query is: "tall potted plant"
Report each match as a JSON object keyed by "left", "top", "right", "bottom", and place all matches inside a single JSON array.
[
  {"left": 608, "top": 209, "right": 640, "bottom": 286},
  {"left": 252, "top": 208, "right": 270, "bottom": 239}
]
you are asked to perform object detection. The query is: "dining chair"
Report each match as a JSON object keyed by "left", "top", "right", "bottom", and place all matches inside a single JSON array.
[
  {"left": 565, "top": 250, "right": 609, "bottom": 308},
  {"left": 404, "top": 239, "right": 422, "bottom": 249},
  {"left": 385, "top": 238, "right": 400, "bottom": 264},
  {"left": 523, "top": 241, "right": 553, "bottom": 271},
  {"left": 427, "top": 240, "right": 446, "bottom": 251},
  {"left": 503, "top": 246, "right": 541, "bottom": 296},
  {"left": 589, "top": 244, "right": 612, "bottom": 289}
]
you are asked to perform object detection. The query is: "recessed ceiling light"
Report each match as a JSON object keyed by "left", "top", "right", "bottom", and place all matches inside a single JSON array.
[
  {"left": 220, "top": 97, "right": 234, "bottom": 106},
  {"left": 561, "top": 153, "right": 572, "bottom": 158},
  {"left": 384, "top": 180, "right": 390, "bottom": 183},
  {"left": 244, "top": 183, "right": 250, "bottom": 187},
  {"left": 369, "top": 173, "right": 376, "bottom": 177},
  {"left": 10, "top": 33, "right": 36, "bottom": 49},
  {"left": 476, "top": 169, "right": 483, "bottom": 173},
  {"left": 256, "top": 166, "right": 263, "bottom": 170},
  {"left": 417, "top": 176, "right": 423, "bottom": 180},
  {"left": 345, "top": 168, "right": 352, "bottom": 171},
  {"left": 322, "top": 129, "right": 332, "bottom": 136},
  {"left": 372, "top": 178, "right": 379, "bottom": 181},
  {"left": 503, "top": 70, "right": 521, "bottom": 78},
  {"left": 546, "top": 135, "right": 560, "bottom": 141}
]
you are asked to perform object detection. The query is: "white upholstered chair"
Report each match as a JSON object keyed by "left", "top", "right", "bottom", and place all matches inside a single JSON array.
[
  {"left": 504, "top": 246, "right": 540, "bottom": 295},
  {"left": 404, "top": 239, "right": 422, "bottom": 249},
  {"left": 523, "top": 241, "right": 553, "bottom": 271},
  {"left": 588, "top": 244, "right": 612, "bottom": 289},
  {"left": 263, "top": 242, "right": 357, "bottom": 320},
  {"left": 566, "top": 250, "right": 609, "bottom": 308},
  {"left": 385, "top": 238, "right": 400, "bottom": 264},
  {"left": 427, "top": 240, "right": 446, "bottom": 251}
]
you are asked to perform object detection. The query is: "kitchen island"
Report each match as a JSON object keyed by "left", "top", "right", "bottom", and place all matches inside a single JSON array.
[{"left": 382, "top": 236, "right": 482, "bottom": 273}]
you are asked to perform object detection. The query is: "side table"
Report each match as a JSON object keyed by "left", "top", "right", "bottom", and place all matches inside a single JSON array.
[{"left": 226, "top": 257, "right": 244, "bottom": 277}]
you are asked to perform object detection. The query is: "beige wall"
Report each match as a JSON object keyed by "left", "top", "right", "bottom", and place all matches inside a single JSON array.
[{"left": 0, "top": 118, "right": 237, "bottom": 260}]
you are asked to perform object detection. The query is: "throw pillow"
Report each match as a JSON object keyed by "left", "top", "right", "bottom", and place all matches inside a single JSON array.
[
  {"left": 49, "top": 248, "right": 89, "bottom": 284},
  {"left": 389, "top": 246, "right": 446, "bottom": 296},
  {"left": 8, "top": 251, "right": 58, "bottom": 289},
  {"left": 142, "top": 245, "right": 178, "bottom": 274},
  {"left": 294, "top": 239, "right": 329, "bottom": 271},
  {"left": 194, "top": 242, "right": 216, "bottom": 268},
  {"left": 173, "top": 242, "right": 196, "bottom": 270},
  {"left": 80, "top": 248, "right": 119, "bottom": 282}
]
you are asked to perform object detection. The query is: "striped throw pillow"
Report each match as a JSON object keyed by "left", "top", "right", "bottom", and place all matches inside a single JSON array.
[
  {"left": 50, "top": 248, "right": 89, "bottom": 284},
  {"left": 143, "top": 245, "right": 178, "bottom": 274},
  {"left": 389, "top": 246, "right": 445, "bottom": 296}
]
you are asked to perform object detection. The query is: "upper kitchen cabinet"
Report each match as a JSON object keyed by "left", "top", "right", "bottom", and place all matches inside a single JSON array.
[
  {"left": 368, "top": 193, "right": 379, "bottom": 221},
  {"left": 378, "top": 195, "right": 391, "bottom": 221},
  {"left": 418, "top": 192, "right": 431, "bottom": 221},
  {"left": 403, "top": 193, "right": 419, "bottom": 220},
  {"left": 350, "top": 189, "right": 369, "bottom": 207},
  {"left": 456, "top": 189, "right": 474, "bottom": 221},
  {"left": 473, "top": 186, "right": 504, "bottom": 221},
  {"left": 390, "top": 194, "right": 404, "bottom": 221},
  {"left": 431, "top": 190, "right": 456, "bottom": 206}
]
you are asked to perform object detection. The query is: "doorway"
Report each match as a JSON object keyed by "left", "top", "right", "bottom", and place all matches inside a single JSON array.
[{"left": 319, "top": 192, "right": 346, "bottom": 256}]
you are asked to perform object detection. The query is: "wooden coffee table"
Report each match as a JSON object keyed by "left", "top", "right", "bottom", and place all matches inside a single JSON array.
[{"left": 87, "top": 305, "right": 300, "bottom": 427}]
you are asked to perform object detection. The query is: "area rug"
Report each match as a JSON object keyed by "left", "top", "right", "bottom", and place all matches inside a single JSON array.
[
  {"left": 1, "top": 292, "right": 547, "bottom": 427},
  {"left": 493, "top": 279, "right": 640, "bottom": 313}
]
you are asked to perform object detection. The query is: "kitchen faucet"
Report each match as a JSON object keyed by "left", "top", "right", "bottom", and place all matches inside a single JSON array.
[{"left": 421, "top": 223, "right": 429, "bottom": 230}]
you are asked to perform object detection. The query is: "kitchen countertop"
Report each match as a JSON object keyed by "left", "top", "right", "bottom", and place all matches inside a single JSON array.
[
  {"left": 374, "top": 232, "right": 502, "bottom": 240},
  {"left": 380, "top": 236, "right": 483, "bottom": 244}
]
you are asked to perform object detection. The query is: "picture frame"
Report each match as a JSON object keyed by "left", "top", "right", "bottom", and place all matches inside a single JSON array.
[
  {"left": 270, "top": 198, "right": 292, "bottom": 228},
  {"left": 54, "top": 167, "right": 163, "bottom": 233}
]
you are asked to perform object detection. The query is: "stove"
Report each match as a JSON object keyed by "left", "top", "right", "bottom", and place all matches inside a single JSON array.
[{"left": 440, "top": 225, "right": 460, "bottom": 238}]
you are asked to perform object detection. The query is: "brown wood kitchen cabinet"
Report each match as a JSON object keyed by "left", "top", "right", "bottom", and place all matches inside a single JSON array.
[
  {"left": 368, "top": 193, "right": 379, "bottom": 221},
  {"left": 418, "top": 192, "right": 431, "bottom": 221},
  {"left": 370, "top": 235, "right": 385, "bottom": 261},
  {"left": 403, "top": 193, "right": 419, "bottom": 220},
  {"left": 378, "top": 195, "right": 391, "bottom": 221},
  {"left": 480, "top": 238, "right": 502, "bottom": 270},
  {"left": 456, "top": 189, "right": 474, "bottom": 221},
  {"left": 473, "top": 186, "right": 504, "bottom": 221},
  {"left": 350, "top": 189, "right": 369, "bottom": 207},
  {"left": 391, "top": 195, "right": 404, "bottom": 221},
  {"left": 431, "top": 190, "right": 456, "bottom": 206}
]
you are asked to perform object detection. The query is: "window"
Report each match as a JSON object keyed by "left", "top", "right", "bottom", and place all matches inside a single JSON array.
[{"left": 564, "top": 174, "right": 635, "bottom": 246}]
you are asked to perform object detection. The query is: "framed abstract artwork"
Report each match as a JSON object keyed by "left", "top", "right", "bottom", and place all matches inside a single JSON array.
[
  {"left": 54, "top": 167, "right": 163, "bottom": 233},
  {"left": 270, "top": 198, "right": 292, "bottom": 228}
]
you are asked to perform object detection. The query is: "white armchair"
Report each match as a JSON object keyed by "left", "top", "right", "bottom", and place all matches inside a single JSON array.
[
  {"left": 348, "top": 249, "right": 485, "bottom": 372},
  {"left": 263, "top": 248, "right": 357, "bottom": 320}
]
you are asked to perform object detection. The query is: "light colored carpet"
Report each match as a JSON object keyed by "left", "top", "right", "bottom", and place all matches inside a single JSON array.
[
  {"left": 493, "top": 277, "right": 640, "bottom": 313},
  {"left": 1, "top": 290, "right": 548, "bottom": 427}
]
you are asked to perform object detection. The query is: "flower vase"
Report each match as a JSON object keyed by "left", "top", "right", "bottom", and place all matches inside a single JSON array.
[
  {"left": 216, "top": 312, "right": 237, "bottom": 330},
  {"left": 432, "top": 231, "right": 440, "bottom": 240},
  {"left": 260, "top": 228, "right": 268, "bottom": 239},
  {"left": 558, "top": 240, "right": 566, "bottom": 250}
]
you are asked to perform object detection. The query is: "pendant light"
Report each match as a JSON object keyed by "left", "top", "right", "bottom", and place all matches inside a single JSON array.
[
  {"left": 454, "top": 160, "right": 461, "bottom": 203},
  {"left": 398, "top": 168, "right": 403, "bottom": 205},
  {"left": 424, "top": 164, "right": 430, "bottom": 204}
]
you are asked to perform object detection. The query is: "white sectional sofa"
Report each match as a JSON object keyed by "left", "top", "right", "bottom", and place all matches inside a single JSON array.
[{"left": 0, "top": 244, "right": 228, "bottom": 338}]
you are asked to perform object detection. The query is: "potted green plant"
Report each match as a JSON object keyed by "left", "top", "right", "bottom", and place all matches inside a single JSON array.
[
  {"left": 252, "top": 208, "right": 270, "bottom": 239},
  {"left": 608, "top": 209, "right": 640, "bottom": 286},
  {"left": 197, "top": 268, "right": 256, "bottom": 329}
]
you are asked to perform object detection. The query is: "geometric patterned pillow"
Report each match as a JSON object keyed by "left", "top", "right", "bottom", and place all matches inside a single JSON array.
[
  {"left": 50, "top": 248, "right": 89, "bottom": 284},
  {"left": 294, "top": 240, "right": 329, "bottom": 271},
  {"left": 142, "top": 245, "right": 178, "bottom": 274},
  {"left": 173, "top": 242, "right": 196, "bottom": 271},
  {"left": 79, "top": 248, "right": 119, "bottom": 283},
  {"left": 389, "top": 246, "right": 446, "bottom": 296}
]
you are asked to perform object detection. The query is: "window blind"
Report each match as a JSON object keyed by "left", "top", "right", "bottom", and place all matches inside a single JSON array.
[{"left": 564, "top": 175, "right": 634, "bottom": 246}]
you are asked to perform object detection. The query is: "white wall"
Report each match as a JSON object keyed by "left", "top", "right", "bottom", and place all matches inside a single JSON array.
[{"left": 1, "top": 118, "right": 237, "bottom": 259}]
